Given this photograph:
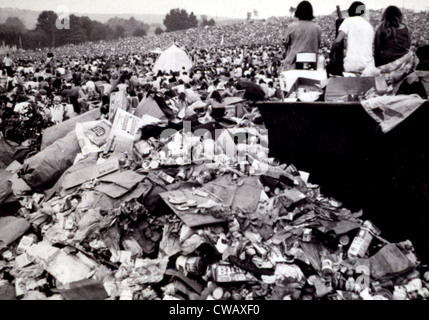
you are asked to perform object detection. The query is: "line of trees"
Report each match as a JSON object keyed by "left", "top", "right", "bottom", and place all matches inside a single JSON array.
[
  {"left": 0, "top": 8, "right": 217, "bottom": 50},
  {"left": 0, "top": 11, "right": 149, "bottom": 50}
]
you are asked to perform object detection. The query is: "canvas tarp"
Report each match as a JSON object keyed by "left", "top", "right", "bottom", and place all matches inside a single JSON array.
[{"left": 152, "top": 44, "right": 193, "bottom": 73}]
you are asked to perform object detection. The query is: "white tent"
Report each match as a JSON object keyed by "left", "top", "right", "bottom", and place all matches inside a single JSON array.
[{"left": 152, "top": 44, "right": 193, "bottom": 74}]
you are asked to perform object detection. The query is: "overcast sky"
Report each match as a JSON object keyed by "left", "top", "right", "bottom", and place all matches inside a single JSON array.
[{"left": 0, "top": 0, "right": 428, "bottom": 19}]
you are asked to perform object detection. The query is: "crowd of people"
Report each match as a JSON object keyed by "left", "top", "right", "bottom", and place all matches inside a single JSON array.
[{"left": 0, "top": 2, "right": 428, "bottom": 149}]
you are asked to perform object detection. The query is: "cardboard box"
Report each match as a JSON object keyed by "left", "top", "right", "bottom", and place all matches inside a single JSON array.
[
  {"left": 109, "top": 91, "right": 128, "bottom": 122},
  {"left": 61, "top": 155, "right": 119, "bottom": 190},
  {"left": 325, "top": 77, "right": 376, "bottom": 102},
  {"left": 107, "top": 109, "right": 143, "bottom": 153},
  {"left": 286, "top": 77, "right": 323, "bottom": 98}
]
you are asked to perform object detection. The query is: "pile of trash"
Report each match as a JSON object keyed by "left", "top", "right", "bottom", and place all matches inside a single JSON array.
[{"left": 1, "top": 95, "right": 429, "bottom": 301}]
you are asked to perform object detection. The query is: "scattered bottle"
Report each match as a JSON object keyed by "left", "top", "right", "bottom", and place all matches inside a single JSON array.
[{"left": 347, "top": 220, "right": 380, "bottom": 259}]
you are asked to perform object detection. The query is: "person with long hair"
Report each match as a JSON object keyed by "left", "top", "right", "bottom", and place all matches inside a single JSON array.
[
  {"left": 205, "top": 90, "right": 226, "bottom": 119},
  {"left": 283, "top": 1, "right": 322, "bottom": 70},
  {"left": 374, "top": 6, "right": 411, "bottom": 67},
  {"left": 176, "top": 92, "right": 189, "bottom": 114}
]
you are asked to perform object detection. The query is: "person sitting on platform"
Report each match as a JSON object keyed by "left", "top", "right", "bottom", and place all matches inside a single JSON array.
[
  {"left": 329, "top": 2, "right": 375, "bottom": 73},
  {"left": 282, "top": 1, "right": 322, "bottom": 70},
  {"left": 374, "top": 6, "right": 411, "bottom": 67}
]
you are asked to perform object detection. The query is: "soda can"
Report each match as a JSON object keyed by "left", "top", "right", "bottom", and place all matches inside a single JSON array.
[
  {"left": 175, "top": 255, "right": 206, "bottom": 275},
  {"left": 175, "top": 169, "right": 186, "bottom": 182}
]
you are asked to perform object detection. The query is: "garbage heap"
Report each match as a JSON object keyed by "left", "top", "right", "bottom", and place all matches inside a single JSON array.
[{"left": 1, "top": 99, "right": 429, "bottom": 301}]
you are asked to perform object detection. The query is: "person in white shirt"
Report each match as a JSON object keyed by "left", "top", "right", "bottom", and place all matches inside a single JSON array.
[
  {"left": 13, "top": 101, "right": 30, "bottom": 114},
  {"left": 85, "top": 79, "right": 96, "bottom": 92},
  {"left": 151, "top": 78, "right": 161, "bottom": 91},
  {"left": 90, "top": 62, "right": 98, "bottom": 74},
  {"left": 56, "top": 66, "right": 66, "bottom": 75},
  {"left": 24, "top": 67, "right": 34, "bottom": 74},
  {"left": 84, "top": 78, "right": 97, "bottom": 100},
  {"left": 234, "top": 65, "right": 243, "bottom": 78},
  {"left": 173, "top": 80, "right": 186, "bottom": 94},
  {"left": 3, "top": 53, "right": 14, "bottom": 77},
  {"left": 49, "top": 96, "right": 65, "bottom": 124},
  {"left": 330, "top": 1, "right": 375, "bottom": 73},
  {"left": 100, "top": 82, "right": 112, "bottom": 97},
  {"left": 25, "top": 77, "right": 39, "bottom": 91},
  {"left": 184, "top": 83, "right": 201, "bottom": 104},
  {"left": 117, "top": 82, "right": 129, "bottom": 92},
  {"left": 179, "top": 72, "right": 192, "bottom": 84}
]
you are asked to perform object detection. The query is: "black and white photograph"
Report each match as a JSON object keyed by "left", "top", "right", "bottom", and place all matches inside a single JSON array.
[{"left": 0, "top": 0, "right": 429, "bottom": 307}]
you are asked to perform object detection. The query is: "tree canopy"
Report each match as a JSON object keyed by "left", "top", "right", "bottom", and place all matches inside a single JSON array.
[
  {"left": 201, "top": 15, "right": 216, "bottom": 27},
  {"left": 154, "top": 27, "right": 164, "bottom": 35},
  {"left": 0, "top": 11, "right": 149, "bottom": 50},
  {"left": 163, "top": 8, "right": 198, "bottom": 32}
]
